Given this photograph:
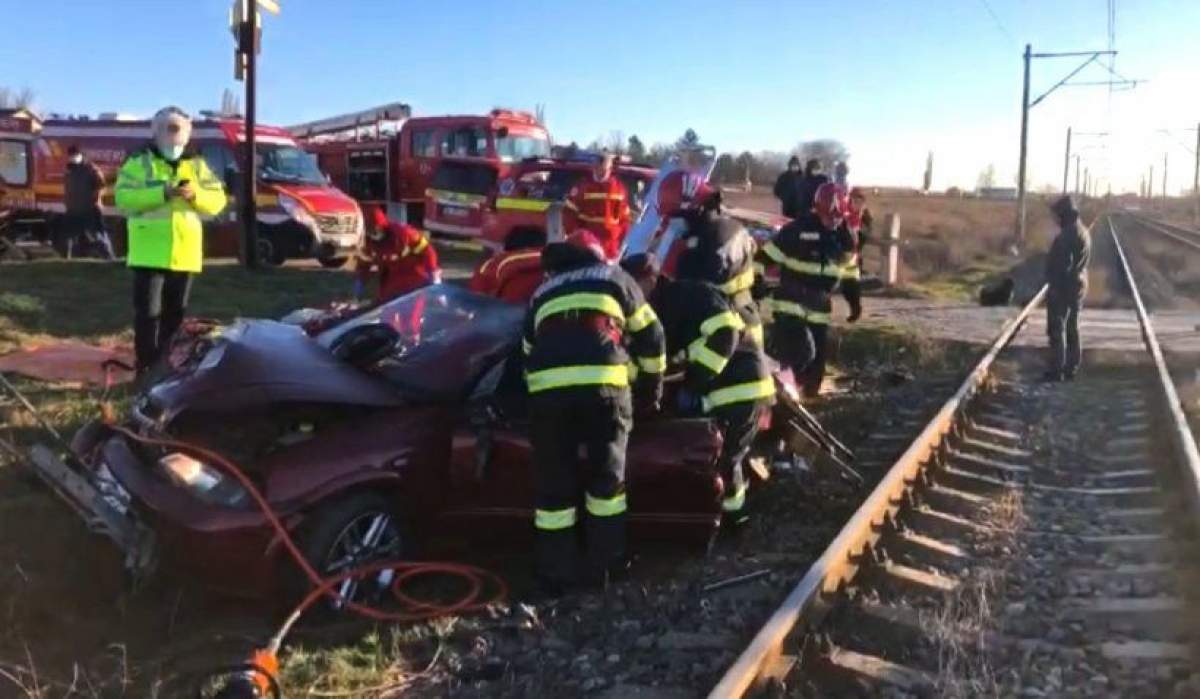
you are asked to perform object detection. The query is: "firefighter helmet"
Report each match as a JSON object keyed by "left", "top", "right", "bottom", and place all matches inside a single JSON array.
[
  {"left": 657, "top": 170, "right": 716, "bottom": 216},
  {"left": 814, "top": 183, "right": 848, "bottom": 229},
  {"left": 367, "top": 206, "right": 389, "bottom": 241},
  {"left": 565, "top": 230, "right": 607, "bottom": 261}
]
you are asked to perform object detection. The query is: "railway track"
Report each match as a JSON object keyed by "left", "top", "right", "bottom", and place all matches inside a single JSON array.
[{"left": 711, "top": 214, "right": 1200, "bottom": 697}]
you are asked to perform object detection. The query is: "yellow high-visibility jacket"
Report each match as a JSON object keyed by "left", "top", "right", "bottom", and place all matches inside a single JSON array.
[{"left": 115, "top": 146, "right": 227, "bottom": 272}]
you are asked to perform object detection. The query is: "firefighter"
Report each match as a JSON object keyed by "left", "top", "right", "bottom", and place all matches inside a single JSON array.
[
  {"left": 468, "top": 228, "right": 545, "bottom": 304},
  {"left": 760, "top": 182, "right": 860, "bottom": 398},
  {"left": 846, "top": 187, "right": 873, "bottom": 276},
  {"left": 354, "top": 206, "right": 441, "bottom": 303},
  {"left": 115, "top": 106, "right": 227, "bottom": 374},
  {"left": 796, "top": 159, "right": 829, "bottom": 217},
  {"left": 524, "top": 231, "right": 665, "bottom": 592},
  {"left": 773, "top": 156, "right": 804, "bottom": 219},
  {"left": 658, "top": 171, "right": 764, "bottom": 349},
  {"left": 623, "top": 253, "right": 774, "bottom": 526},
  {"left": 565, "top": 151, "right": 631, "bottom": 260},
  {"left": 1044, "top": 195, "right": 1091, "bottom": 381}
]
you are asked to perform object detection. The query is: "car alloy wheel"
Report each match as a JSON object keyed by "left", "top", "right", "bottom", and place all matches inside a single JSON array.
[{"left": 320, "top": 510, "right": 403, "bottom": 608}]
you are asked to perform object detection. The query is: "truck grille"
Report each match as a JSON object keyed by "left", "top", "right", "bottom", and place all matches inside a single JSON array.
[{"left": 315, "top": 213, "right": 358, "bottom": 236}]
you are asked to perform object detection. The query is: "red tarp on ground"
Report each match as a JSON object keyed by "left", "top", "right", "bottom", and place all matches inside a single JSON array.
[{"left": 0, "top": 343, "right": 134, "bottom": 386}]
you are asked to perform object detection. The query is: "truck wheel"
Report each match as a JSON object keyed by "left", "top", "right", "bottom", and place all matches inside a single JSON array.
[
  {"left": 256, "top": 238, "right": 286, "bottom": 267},
  {"left": 290, "top": 492, "right": 410, "bottom": 608},
  {"left": 318, "top": 256, "right": 348, "bottom": 269}
]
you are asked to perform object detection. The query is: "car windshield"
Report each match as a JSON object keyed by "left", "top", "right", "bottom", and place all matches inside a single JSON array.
[
  {"left": 315, "top": 285, "right": 524, "bottom": 401},
  {"left": 257, "top": 143, "right": 327, "bottom": 185},
  {"left": 496, "top": 134, "right": 551, "bottom": 162},
  {"left": 544, "top": 169, "right": 586, "bottom": 200}
]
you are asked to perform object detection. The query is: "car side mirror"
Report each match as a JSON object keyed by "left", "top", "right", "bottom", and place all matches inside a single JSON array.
[{"left": 329, "top": 323, "right": 401, "bottom": 368}]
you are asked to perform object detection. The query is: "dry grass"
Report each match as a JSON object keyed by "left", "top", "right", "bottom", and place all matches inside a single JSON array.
[{"left": 921, "top": 487, "right": 1027, "bottom": 699}]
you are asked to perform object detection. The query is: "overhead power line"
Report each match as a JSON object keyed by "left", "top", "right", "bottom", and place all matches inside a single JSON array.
[{"left": 978, "top": 0, "right": 1016, "bottom": 46}]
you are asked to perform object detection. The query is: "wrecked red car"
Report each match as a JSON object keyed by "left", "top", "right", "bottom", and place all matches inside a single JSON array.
[{"left": 36, "top": 285, "right": 808, "bottom": 600}]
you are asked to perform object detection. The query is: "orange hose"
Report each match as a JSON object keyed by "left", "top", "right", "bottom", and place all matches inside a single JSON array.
[{"left": 105, "top": 424, "right": 508, "bottom": 651}]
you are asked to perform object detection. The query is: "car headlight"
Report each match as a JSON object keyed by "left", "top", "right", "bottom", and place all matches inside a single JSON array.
[
  {"left": 279, "top": 194, "right": 318, "bottom": 230},
  {"left": 159, "top": 452, "right": 248, "bottom": 507}
]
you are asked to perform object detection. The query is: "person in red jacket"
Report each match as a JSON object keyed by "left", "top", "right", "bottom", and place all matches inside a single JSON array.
[
  {"left": 354, "top": 206, "right": 441, "bottom": 302},
  {"left": 468, "top": 229, "right": 545, "bottom": 304},
  {"left": 564, "top": 151, "right": 630, "bottom": 260}
]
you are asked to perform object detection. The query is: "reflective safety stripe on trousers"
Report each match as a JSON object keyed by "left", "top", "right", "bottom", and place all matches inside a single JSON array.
[
  {"left": 769, "top": 298, "right": 832, "bottom": 325},
  {"left": 526, "top": 364, "right": 629, "bottom": 393},
  {"left": 583, "top": 192, "right": 625, "bottom": 201},
  {"left": 585, "top": 491, "right": 627, "bottom": 517},
  {"left": 702, "top": 377, "right": 776, "bottom": 412},
  {"left": 535, "top": 507, "right": 577, "bottom": 530}
]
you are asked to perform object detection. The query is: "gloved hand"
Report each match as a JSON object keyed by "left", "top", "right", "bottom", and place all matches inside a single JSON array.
[
  {"left": 352, "top": 278, "right": 366, "bottom": 301},
  {"left": 675, "top": 388, "right": 701, "bottom": 415},
  {"left": 847, "top": 298, "right": 862, "bottom": 324}
]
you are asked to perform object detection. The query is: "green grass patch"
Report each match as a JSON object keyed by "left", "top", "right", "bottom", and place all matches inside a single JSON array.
[
  {"left": 902, "top": 258, "right": 1009, "bottom": 302},
  {"left": 837, "top": 321, "right": 976, "bottom": 373}
]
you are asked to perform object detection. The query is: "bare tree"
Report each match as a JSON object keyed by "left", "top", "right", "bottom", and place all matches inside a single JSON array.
[
  {"left": 534, "top": 103, "right": 546, "bottom": 127},
  {"left": 977, "top": 163, "right": 997, "bottom": 190},
  {"left": 923, "top": 152, "right": 934, "bottom": 192},
  {"left": 792, "top": 139, "right": 849, "bottom": 174},
  {"left": 605, "top": 130, "right": 626, "bottom": 155},
  {"left": 0, "top": 86, "right": 36, "bottom": 110},
  {"left": 220, "top": 88, "right": 241, "bottom": 116}
]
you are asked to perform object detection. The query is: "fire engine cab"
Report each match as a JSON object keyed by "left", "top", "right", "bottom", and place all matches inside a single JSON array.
[
  {"left": 0, "top": 108, "right": 363, "bottom": 266},
  {"left": 481, "top": 154, "right": 657, "bottom": 251},
  {"left": 292, "top": 104, "right": 551, "bottom": 239}
]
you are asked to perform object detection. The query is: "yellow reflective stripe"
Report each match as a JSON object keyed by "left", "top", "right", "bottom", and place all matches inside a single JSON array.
[
  {"left": 769, "top": 299, "right": 832, "bottom": 325},
  {"left": 583, "top": 192, "right": 625, "bottom": 201},
  {"left": 627, "top": 303, "right": 658, "bottom": 332},
  {"left": 747, "top": 323, "right": 765, "bottom": 347},
  {"left": 626, "top": 360, "right": 639, "bottom": 382},
  {"left": 699, "top": 310, "right": 744, "bottom": 337},
  {"left": 496, "top": 197, "right": 551, "bottom": 212},
  {"left": 841, "top": 262, "right": 861, "bottom": 280},
  {"left": 764, "top": 242, "right": 842, "bottom": 278},
  {"left": 535, "top": 507, "right": 577, "bottom": 530},
  {"left": 689, "top": 338, "right": 730, "bottom": 374},
  {"left": 753, "top": 262, "right": 766, "bottom": 275},
  {"left": 496, "top": 250, "right": 541, "bottom": 276},
  {"left": 535, "top": 293, "right": 625, "bottom": 329},
  {"left": 703, "top": 377, "right": 776, "bottom": 412},
  {"left": 585, "top": 491, "right": 628, "bottom": 517},
  {"left": 526, "top": 365, "right": 629, "bottom": 393},
  {"left": 722, "top": 483, "right": 747, "bottom": 512},
  {"left": 719, "top": 267, "right": 755, "bottom": 295},
  {"left": 637, "top": 353, "right": 667, "bottom": 374},
  {"left": 762, "top": 241, "right": 787, "bottom": 264},
  {"left": 408, "top": 237, "right": 429, "bottom": 254}
]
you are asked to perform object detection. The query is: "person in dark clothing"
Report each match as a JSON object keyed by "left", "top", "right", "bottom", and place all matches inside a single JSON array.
[
  {"left": 524, "top": 231, "right": 666, "bottom": 592},
  {"left": 624, "top": 254, "right": 775, "bottom": 526},
  {"left": 796, "top": 159, "right": 830, "bottom": 218},
  {"left": 773, "top": 156, "right": 804, "bottom": 219},
  {"left": 1044, "top": 195, "right": 1091, "bottom": 381},
  {"left": 60, "top": 145, "right": 114, "bottom": 259},
  {"left": 675, "top": 204, "right": 765, "bottom": 348},
  {"left": 759, "top": 182, "right": 859, "bottom": 398}
]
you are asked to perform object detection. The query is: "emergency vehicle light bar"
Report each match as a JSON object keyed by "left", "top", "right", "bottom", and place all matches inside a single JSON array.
[{"left": 287, "top": 102, "right": 412, "bottom": 140}]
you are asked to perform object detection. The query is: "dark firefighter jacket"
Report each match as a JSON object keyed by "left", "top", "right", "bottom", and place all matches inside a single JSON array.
[
  {"left": 759, "top": 212, "right": 858, "bottom": 325},
  {"left": 675, "top": 211, "right": 764, "bottom": 345},
  {"left": 523, "top": 245, "right": 666, "bottom": 400},
  {"left": 652, "top": 278, "right": 774, "bottom": 412}
]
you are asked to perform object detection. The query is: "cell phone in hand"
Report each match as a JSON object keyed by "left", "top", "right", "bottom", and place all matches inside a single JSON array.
[{"left": 176, "top": 179, "right": 191, "bottom": 187}]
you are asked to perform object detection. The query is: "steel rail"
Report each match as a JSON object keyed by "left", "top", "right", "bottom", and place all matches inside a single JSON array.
[
  {"left": 708, "top": 285, "right": 1047, "bottom": 698},
  {"left": 1127, "top": 213, "right": 1200, "bottom": 253},
  {"left": 1109, "top": 216, "right": 1200, "bottom": 525}
]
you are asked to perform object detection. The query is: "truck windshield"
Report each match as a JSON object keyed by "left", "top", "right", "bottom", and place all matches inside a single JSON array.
[
  {"left": 496, "top": 134, "right": 551, "bottom": 162},
  {"left": 257, "top": 144, "right": 327, "bottom": 185}
]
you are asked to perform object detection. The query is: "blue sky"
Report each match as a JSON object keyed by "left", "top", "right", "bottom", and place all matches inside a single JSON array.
[{"left": 3, "top": 0, "right": 1196, "bottom": 192}]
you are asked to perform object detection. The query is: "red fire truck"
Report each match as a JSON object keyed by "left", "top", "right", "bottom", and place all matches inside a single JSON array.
[
  {"left": 292, "top": 104, "right": 551, "bottom": 239},
  {"left": 0, "top": 109, "right": 363, "bottom": 266},
  {"left": 480, "top": 155, "right": 658, "bottom": 251}
]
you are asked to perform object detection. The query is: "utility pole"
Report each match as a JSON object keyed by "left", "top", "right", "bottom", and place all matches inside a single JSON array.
[
  {"left": 1194, "top": 122, "right": 1199, "bottom": 225},
  {"left": 1015, "top": 44, "right": 1031, "bottom": 244},
  {"left": 230, "top": 0, "right": 280, "bottom": 269},
  {"left": 1149, "top": 165, "right": 1154, "bottom": 202},
  {"left": 1012, "top": 46, "right": 1121, "bottom": 246},
  {"left": 1084, "top": 167, "right": 1090, "bottom": 199},
  {"left": 1062, "top": 126, "right": 1072, "bottom": 194},
  {"left": 1075, "top": 155, "right": 1081, "bottom": 194}
]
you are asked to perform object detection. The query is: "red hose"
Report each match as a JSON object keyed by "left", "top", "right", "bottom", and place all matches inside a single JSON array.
[{"left": 105, "top": 424, "right": 508, "bottom": 652}]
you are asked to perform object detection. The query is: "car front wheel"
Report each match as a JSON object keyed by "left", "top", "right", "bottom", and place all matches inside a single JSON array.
[{"left": 294, "top": 492, "right": 408, "bottom": 608}]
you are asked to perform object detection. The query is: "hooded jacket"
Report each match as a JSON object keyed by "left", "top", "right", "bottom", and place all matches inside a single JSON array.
[{"left": 1045, "top": 215, "right": 1091, "bottom": 297}]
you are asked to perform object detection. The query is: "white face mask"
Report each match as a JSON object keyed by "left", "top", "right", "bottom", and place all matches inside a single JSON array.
[
  {"left": 69, "top": 154, "right": 83, "bottom": 165},
  {"left": 159, "top": 142, "right": 185, "bottom": 160}
]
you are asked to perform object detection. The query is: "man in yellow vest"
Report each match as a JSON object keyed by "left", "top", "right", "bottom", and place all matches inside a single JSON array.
[{"left": 115, "top": 106, "right": 226, "bottom": 373}]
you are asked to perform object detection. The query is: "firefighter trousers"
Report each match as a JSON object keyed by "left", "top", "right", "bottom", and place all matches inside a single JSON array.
[
  {"left": 712, "top": 400, "right": 767, "bottom": 518},
  {"left": 530, "top": 386, "right": 633, "bottom": 585},
  {"left": 770, "top": 315, "right": 829, "bottom": 397}
]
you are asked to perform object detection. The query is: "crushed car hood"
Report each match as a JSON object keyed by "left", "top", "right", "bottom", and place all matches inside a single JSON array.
[{"left": 149, "top": 319, "right": 405, "bottom": 415}]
